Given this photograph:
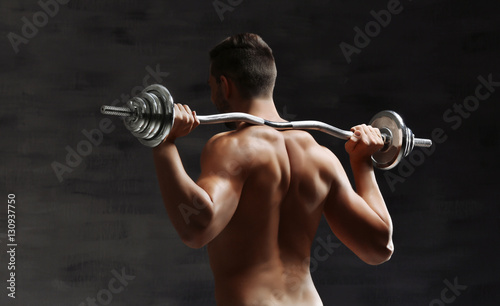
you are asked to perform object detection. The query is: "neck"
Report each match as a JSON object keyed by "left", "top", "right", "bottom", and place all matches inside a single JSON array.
[{"left": 230, "top": 97, "right": 286, "bottom": 124}]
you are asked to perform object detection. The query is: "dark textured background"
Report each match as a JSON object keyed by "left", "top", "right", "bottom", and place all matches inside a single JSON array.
[{"left": 1, "top": 0, "right": 499, "bottom": 305}]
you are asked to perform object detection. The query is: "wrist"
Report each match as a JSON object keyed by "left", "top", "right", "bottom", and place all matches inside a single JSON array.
[
  {"left": 153, "top": 137, "right": 176, "bottom": 153},
  {"left": 350, "top": 158, "right": 378, "bottom": 196},
  {"left": 164, "top": 134, "right": 177, "bottom": 144},
  {"left": 349, "top": 156, "right": 374, "bottom": 170}
]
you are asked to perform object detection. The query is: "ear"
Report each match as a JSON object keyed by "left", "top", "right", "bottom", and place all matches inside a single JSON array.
[{"left": 219, "top": 75, "right": 232, "bottom": 100}]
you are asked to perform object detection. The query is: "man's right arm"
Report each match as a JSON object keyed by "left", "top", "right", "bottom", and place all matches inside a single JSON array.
[{"left": 323, "top": 125, "right": 394, "bottom": 265}]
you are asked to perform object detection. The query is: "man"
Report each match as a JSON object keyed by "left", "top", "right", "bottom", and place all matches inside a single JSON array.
[{"left": 153, "top": 33, "right": 393, "bottom": 305}]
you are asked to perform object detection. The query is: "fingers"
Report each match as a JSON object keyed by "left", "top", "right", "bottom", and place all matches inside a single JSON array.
[
  {"left": 174, "top": 103, "right": 200, "bottom": 129},
  {"left": 350, "top": 124, "right": 384, "bottom": 146},
  {"left": 345, "top": 124, "right": 384, "bottom": 157},
  {"left": 163, "top": 103, "right": 200, "bottom": 143}
]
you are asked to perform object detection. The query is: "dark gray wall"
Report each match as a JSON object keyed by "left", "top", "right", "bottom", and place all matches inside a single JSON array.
[{"left": 1, "top": 0, "right": 499, "bottom": 305}]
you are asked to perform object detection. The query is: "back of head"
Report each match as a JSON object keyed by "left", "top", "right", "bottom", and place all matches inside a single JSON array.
[{"left": 209, "top": 33, "right": 277, "bottom": 100}]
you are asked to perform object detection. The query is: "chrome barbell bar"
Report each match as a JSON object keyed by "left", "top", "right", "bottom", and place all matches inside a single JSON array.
[{"left": 101, "top": 84, "right": 432, "bottom": 170}]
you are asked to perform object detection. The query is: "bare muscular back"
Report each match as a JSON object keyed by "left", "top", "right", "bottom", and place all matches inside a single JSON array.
[
  {"left": 154, "top": 105, "right": 392, "bottom": 306},
  {"left": 205, "top": 125, "right": 335, "bottom": 305}
]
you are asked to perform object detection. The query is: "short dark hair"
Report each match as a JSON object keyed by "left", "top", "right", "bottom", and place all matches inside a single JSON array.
[{"left": 209, "top": 33, "right": 277, "bottom": 99}]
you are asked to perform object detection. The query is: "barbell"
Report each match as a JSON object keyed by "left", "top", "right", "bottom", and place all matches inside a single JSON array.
[{"left": 100, "top": 84, "right": 432, "bottom": 170}]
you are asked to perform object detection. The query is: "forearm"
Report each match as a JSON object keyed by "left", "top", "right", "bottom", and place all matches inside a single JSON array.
[
  {"left": 350, "top": 160, "right": 394, "bottom": 264},
  {"left": 350, "top": 159, "right": 392, "bottom": 229},
  {"left": 152, "top": 141, "right": 214, "bottom": 243}
]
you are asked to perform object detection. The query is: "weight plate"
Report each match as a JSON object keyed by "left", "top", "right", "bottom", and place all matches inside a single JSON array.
[
  {"left": 369, "top": 110, "right": 406, "bottom": 170},
  {"left": 139, "top": 84, "right": 175, "bottom": 147},
  {"left": 125, "top": 96, "right": 149, "bottom": 136}
]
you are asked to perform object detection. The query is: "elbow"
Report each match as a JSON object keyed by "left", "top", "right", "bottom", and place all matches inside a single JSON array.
[
  {"left": 175, "top": 204, "right": 214, "bottom": 249},
  {"left": 178, "top": 228, "right": 210, "bottom": 249},
  {"left": 363, "top": 238, "right": 394, "bottom": 266},
  {"left": 178, "top": 220, "right": 214, "bottom": 249},
  {"left": 365, "top": 222, "right": 394, "bottom": 265},
  {"left": 359, "top": 224, "right": 394, "bottom": 265},
  {"left": 182, "top": 237, "right": 206, "bottom": 249}
]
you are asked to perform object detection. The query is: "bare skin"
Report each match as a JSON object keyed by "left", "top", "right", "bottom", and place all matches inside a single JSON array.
[{"left": 153, "top": 75, "right": 394, "bottom": 305}]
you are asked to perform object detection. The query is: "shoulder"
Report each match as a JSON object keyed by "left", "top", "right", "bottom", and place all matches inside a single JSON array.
[
  {"left": 206, "top": 126, "right": 283, "bottom": 151},
  {"left": 201, "top": 131, "right": 240, "bottom": 166},
  {"left": 282, "top": 130, "right": 335, "bottom": 158},
  {"left": 203, "top": 131, "right": 235, "bottom": 152},
  {"left": 284, "top": 130, "right": 345, "bottom": 177},
  {"left": 282, "top": 129, "right": 318, "bottom": 147},
  {"left": 202, "top": 127, "right": 285, "bottom": 168},
  {"left": 200, "top": 129, "right": 257, "bottom": 171}
]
